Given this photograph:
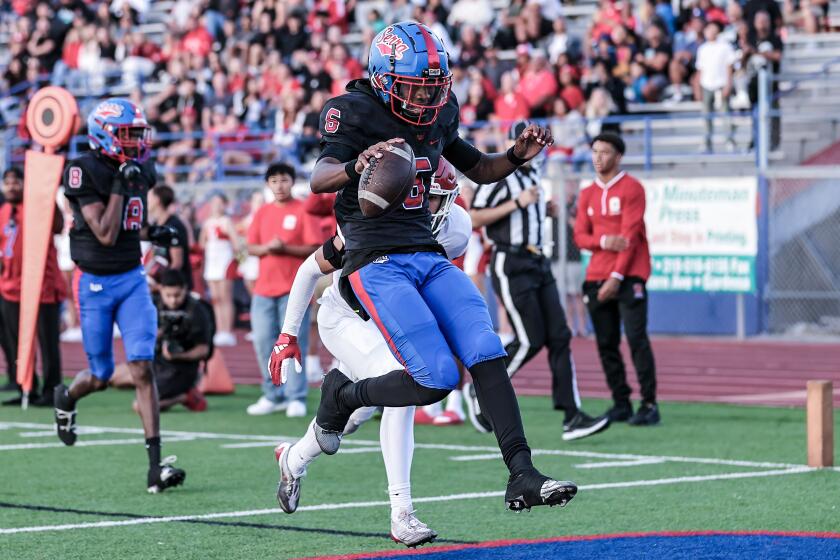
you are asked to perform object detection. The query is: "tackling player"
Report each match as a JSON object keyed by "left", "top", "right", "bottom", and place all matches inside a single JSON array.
[
  {"left": 53, "top": 98, "right": 186, "bottom": 493},
  {"left": 269, "top": 158, "right": 467, "bottom": 547},
  {"left": 307, "top": 22, "right": 576, "bottom": 512}
]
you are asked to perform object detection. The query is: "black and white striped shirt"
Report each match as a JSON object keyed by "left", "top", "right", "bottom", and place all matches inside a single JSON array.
[{"left": 472, "top": 166, "right": 546, "bottom": 249}]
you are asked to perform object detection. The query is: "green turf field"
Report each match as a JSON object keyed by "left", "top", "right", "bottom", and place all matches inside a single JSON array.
[{"left": 0, "top": 384, "right": 837, "bottom": 560}]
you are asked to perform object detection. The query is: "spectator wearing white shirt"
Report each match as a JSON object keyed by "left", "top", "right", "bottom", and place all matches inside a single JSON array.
[
  {"left": 448, "top": 0, "right": 496, "bottom": 29},
  {"left": 696, "top": 21, "right": 737, "bottom": 152}
]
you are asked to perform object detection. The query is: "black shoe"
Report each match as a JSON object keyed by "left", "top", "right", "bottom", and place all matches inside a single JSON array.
[
  {"left": 562, "top": 411, "right": 610, "bottom": 441},
  {"left": 148, "top": 456, "right": 186, "bottom": 493},
  {"left": 314, "top": 369, "right": 353, "bottom": 454},
  {"left": 2, "top": 394, "right": 23, "bottom": 406},
  {"left": 53, "top": 384, "right": 77, "bottom": 446},
  {"left": 505, "top": 469, "right": 577, "bottom": 512},
  {"left": 628, "top": 402, "right": 660, "bottom": 426},
  {"left": 31, "top": 393, "right": 54, "bottom": 407},
  {"left": 0, "top": 381, "right": 19, "bottom": 392},
  {"left": 463, "top": 381, "right": 492, "bottom": 434},
  {"left": 605, "top": 401, "right": 634, "bottom": 422}
]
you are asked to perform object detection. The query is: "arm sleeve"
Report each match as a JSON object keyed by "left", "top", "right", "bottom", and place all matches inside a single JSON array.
[
  {"left": 573, "top": 189, "right": 601, "bottom": 251},
  {"left": 280, "top": 253, "right": 324, "bottom": 337},
  {"left": 612, "top": 181, "right": 646, "bottom": 277},
  {"left": 442, "top": 136, "right": 482, "bottom": 173}
]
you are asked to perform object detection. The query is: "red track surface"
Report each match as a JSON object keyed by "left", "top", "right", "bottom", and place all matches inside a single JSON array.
[{"left": 55, "top": 335, "right": 840, "bottom": 407}]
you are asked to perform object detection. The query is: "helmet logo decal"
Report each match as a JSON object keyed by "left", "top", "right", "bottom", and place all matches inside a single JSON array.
[
  {"left": 375, "top": 27, "right": 409, "bottom": 60},
  {"left": 94, "top": 102, "right": 124, "bottom": 119}
]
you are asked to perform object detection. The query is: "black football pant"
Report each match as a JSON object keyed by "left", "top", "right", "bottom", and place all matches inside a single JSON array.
[
  {"left": 490, "top": 249, "right": 579, "bottom": 418},
  {"left": 583, "top": 278, "right": 657, "bottom": 405},
  {"left": 0, "top": 298, "right": 63, "bottom": 396},
  {"left": 0, "top": 300, "right": 15, "bottom": 385}
]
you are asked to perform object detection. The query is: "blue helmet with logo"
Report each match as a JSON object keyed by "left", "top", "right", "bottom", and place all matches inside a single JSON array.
[
  {"left": 368, "top": 21, "right": 452, "bottom": 127},
  {"left": 87, "top": 98, "right": 152, "bottom": 163}
]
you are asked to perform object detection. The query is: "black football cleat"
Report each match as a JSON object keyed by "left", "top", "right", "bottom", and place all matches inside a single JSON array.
[
  {"left": 314, "top": 369, "right": 353, "bottom": 455},
  {"left": 562, "top": 411, "right": 611, "bottom": 441},
  {"left": 148, "top": 456, "right": 186, "bottom": 494},
  {"left": 505, "top": 469, "right": 577, "bottom": 512},
  {"left": 53, "top": 384, "right": 77, "bottom": 446},
  {"left": 463, "top": 382, "right": 492, "bottom": 434}
]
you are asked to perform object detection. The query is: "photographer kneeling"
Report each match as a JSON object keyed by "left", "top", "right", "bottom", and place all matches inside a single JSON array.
[{"left": 112, "top": 270, "right": 212, "bottom": 412}]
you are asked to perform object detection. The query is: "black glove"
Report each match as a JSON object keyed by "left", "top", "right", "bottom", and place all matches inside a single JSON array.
[
  {"left": 148, "top": 225, "right": 179, "bottom": 247},
  {"left": 111, "top": 161, "right": 144, "bottom": 194}
]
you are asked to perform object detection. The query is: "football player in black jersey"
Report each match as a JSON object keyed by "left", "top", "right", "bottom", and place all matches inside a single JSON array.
[
  {"left": 306, "top": 22, "right": 576, "bottom": 512},
  {"left": 53, "top": 98, "right": 186, "bottom": 493}
]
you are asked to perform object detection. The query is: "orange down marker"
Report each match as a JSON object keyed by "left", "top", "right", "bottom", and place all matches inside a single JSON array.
[{"left": 17, "top": 87, "right": 79, "bottom": 408}]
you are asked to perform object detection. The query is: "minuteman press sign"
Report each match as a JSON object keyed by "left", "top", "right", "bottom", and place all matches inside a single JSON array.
[{"left": 643, "top": 177, "right": 757, "bottom": 293}]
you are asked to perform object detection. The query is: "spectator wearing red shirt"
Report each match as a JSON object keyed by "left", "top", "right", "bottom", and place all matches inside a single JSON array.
[
  {"left": 0, "top": 167, "right": 66, "bottom": 406},
  {"left": 573, "top": 133, "right": 659, "bottom": 426},
  {"left": 246, "top": 163, "right": 321, "bottom": 417},
  {"left": 516, "top": 50, "right": 558, "bottom": 118},
  {"left": 493, "top": 71, "right": 530, "bottom": 124},
  {"left": 558, "top": 64, "right": 586, "bottom": 112},
  {"left": 180, "top": 16, "right": 213, "bottom": 58}
]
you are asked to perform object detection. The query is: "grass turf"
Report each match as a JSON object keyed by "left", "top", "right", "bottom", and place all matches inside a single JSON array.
[{"left": 0, "top": 383, "right": 837, "bottom": 560}]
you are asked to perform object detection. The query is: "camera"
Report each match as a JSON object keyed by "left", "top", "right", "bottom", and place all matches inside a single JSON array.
[{"left": 159, "top": 308, "right": 190, "bottom": 356}]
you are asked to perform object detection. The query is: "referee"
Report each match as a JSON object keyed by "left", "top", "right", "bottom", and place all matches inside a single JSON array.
[{"left": 466, "top": 120, "right": 609, "bottom": 442}]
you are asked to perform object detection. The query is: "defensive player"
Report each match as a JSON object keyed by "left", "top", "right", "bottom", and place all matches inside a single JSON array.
[
  {"left": 270, "top": 159, "right": 467, "bottom": 547},
  {"left": 53, "top": 98, "right": 186, "bottom": 493},
  {"left": 307, "top": 22, "right": 576, "bottom": 512}
]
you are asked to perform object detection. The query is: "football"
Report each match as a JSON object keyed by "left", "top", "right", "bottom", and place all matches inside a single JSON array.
[{"left": 358, "top": 140, "right": 416, "bottom": 217}]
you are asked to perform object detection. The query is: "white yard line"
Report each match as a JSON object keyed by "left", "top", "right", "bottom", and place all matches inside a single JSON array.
[
  {"left": 0, "top": 421, "right": 821, "bottom": 470},
  {"left": 0, "top": 466, "right": 816, "bottom": 535}
]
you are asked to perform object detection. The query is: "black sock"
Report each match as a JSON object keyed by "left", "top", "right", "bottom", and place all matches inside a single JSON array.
[
  {"left": 469, "top": 358, "right": 533, "bottom": 476},
  {"left": 146, "top": 437, "right": 161, "bottom": 469},
  {"left": 338, "top": 369, "right": 449, "bottom": 409}
]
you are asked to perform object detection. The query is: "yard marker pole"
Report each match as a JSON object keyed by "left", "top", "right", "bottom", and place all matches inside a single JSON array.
[{"left": 806, "top": 380, "right": 834, "bottom": 467}]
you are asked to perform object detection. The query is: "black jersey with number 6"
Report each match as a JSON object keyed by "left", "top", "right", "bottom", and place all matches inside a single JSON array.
[
  {"left": 318, "top": 79, "right": 461, "bottom": 273},
  {"left": 62, "top": 151, "right": 155, "bottom": 275}
]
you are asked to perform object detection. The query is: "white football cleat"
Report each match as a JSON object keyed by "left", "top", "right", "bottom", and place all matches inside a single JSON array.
[
  {"left": 274, "top": 442, "right": 301, "bottom": 513},
  {"left": 390, "top": 509, "right": 437, "bottom": 548}
]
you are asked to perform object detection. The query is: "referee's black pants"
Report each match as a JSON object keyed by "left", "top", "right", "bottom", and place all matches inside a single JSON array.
[
  {"left": 583, "top": 278, "right": 657, "bottom": 405},
  {"left": 0, "top": 297, "right": 63, "bottom": 396},
  {"left": 490, "top": 249, "right": 579, "bottom": 418}
]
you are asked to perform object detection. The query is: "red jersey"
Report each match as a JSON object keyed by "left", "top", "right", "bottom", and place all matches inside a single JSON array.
[
  {"left": 0, "top": 203, "right": 67, "bottom": 303},
  {"left": 247, "top": 200, "right": 321, "bottom": 298},
  {"left": 573, "top": 171, "right": 651, "bottom": 282},
  {"left": 304, "top": 192, "right": 337, "bottom": 243}
]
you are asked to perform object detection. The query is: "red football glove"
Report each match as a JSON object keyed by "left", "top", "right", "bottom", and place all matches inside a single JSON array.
[{"left": 267, "top": 333, "right": 301, "bottom": 386}]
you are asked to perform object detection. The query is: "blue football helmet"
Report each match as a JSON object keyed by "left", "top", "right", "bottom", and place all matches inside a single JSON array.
[
  {"left": 87, "top": 98, "right": 152, "bottom": 163},
  {"left": 368, "top": 22, "right": 452, "bottom": 126}
]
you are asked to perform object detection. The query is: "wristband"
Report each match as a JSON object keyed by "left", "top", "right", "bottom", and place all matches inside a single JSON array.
[
  {"left": 506, "top": 146, "right": 529, "bottom": 167},
  {"left": 514, "top": 198, "right": 523, "bottom": 210},
  {"left": 345, "top": 159, "right": 361, "bottom": 182}
]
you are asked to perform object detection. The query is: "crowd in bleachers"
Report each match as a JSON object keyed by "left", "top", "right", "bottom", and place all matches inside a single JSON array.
[{"left": 0, "top": 0, "right": 828, "bottom": 177}]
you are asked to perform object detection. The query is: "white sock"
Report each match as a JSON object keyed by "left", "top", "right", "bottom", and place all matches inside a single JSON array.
[
  {"left": 422, "top": 401, "right": 442, "bottom": 417},
  {"left": 343, "top": 406, "right": 377, "bottom": 435},
  {"left": 286, "top": 419, "right": 322, "bottom": 478},
  {"left": 446, "top": 389, "right": 463, "bottom": 415},
  {"left": 381, "top": 406, "right": 414, "bottom": 516}
]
